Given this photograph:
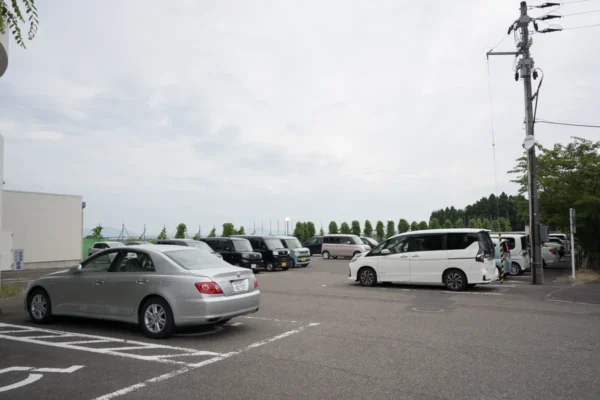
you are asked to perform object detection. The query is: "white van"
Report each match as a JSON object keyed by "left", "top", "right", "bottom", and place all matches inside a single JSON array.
[
  {"left": 348, "top": 229, "right": 498, "bottom": 291},
  {"left": 490, "top": 233, "right": 530, "bottom": 275}
]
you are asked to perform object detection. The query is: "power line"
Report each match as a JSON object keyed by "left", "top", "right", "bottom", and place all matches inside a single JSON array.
[
  {"left": 535, "top": 119, "right": 600, "bottom": 128},
  {"left": 560, "top": 8, "right": 600, "bottom": 16},
  {"left": 563, "top": 22, "right": 600, "bottom": 29},
  {"left": 486, "top": 59, "right": 501, "bottom": 220},
  {"left": 560, "top": 0, "right": 599, "bottom": 4}
]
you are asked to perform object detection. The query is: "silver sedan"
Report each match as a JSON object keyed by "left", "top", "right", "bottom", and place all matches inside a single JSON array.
[{"left": 25, "top": 245, "right": 260, "bottom": 338}]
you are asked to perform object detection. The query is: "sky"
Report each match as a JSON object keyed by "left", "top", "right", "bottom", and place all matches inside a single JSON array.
[{"left": 1, "top": 0, "right": 599, "bottom": 236}]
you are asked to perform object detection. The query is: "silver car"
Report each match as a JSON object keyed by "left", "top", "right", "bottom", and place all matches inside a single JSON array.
[{"left": 25, "top": 245, "right": 260, "bottom": 338}]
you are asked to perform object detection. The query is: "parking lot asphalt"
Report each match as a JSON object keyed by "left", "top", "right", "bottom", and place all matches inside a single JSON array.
[{"left": 1, "top": 258, "right": 599, "bottom": 400}]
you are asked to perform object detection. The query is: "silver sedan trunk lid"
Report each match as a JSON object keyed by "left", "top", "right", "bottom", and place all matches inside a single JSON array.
[{"left": 188, "top": 268, "right": 255, "bottom": 296}]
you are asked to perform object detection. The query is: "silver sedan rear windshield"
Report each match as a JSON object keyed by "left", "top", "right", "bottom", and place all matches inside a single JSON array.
[{"left": 165, "top": 249, "right": 229, "bottom": 270}]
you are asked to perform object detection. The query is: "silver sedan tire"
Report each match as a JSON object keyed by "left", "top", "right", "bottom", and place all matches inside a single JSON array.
[
  {"left": 139, "top": 297, "right": 175, "bottom": 339},
  {"left": 27, "top": 288, "right": 53, "bottom": 324}
]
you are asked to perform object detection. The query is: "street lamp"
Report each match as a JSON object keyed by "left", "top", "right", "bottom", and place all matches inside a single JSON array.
[{"left": 285, "top": 217, "right": 290, "bottom": 235}]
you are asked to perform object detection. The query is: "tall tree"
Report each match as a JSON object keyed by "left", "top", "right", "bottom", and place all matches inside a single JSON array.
[
  {"left": 410, "top": 221, "right": 419, "bottom": 231},
  {"left": 375, "top": 221, "right": 385, "bottom": 241},
  {"left": 208, "top": 227, "right": 216, "bottom": 237},
  {"left": 397, "top": 219, "right": 410, "bottom": 234},
  {"left": 319, "top": 227, "right": 325, "bottom": 236},
  {"left": 491, "top": 219, "right": 501, "bottom": 232},
  {"left": 306, "top": 222, "right": 316, "bottom": 238},
  {"left": 454, "top": 219, "right": 464, "bottom": 228},
  {"left": 482, "top": 219, "right": 491, "bottom": 230},
  {"left": 385, "top": 220, "right": 395, "bottom": 238},
  {"left": 192, "top": 232, "right": 201, "bottom": 240},
  {"left": 497, "top": 218, "right": 508, "bottom": 232},
  {"left": 468, "top": 219, "right": 477, "bottom": 229},
  {"left": 293, "top": 222, "right": 305, "bottom": 241},
  {"left": 509, "top": 139, "right": 600, "bottom": 268},
  {"left": 328, "top": 221, "right": 339, "bottom": 234},
  {"left": 476, "top": 218, "right": 483, "bottom": 229},
  {"left": 222, "top": 223, "right": 236, "bottom": 237},
  {"left": 351, "top": 220, "right": 361, "bottom": 236},
  {"left": 418, "top": 221, "right": 428, "bottom": 230},
  {"left": 157, "top": 226, "right": 168, "bottom": 240},
  {"left": 300, "top": 222, "right": 310, "bottom": 241},
  {"left": 429, "top": 218, "right": 441, "bottom": 229},
  {"left": 237, "top": 226, "right": 246, "bottom": 235},
  {"left": 340, "top": 222, "right": 351, "bottom": 234},
  {"left": 174, "top": 223, "right": 187, "bottom": 239},
  {"left": 86, "top": 224, "right": 104, "bottom": 239},
  {"left": 0, "top": 0, "right": 39, "bottom": 49},
  {"left": 501, "top": 218, "right": 512, "bottom": 232},
  {"left": 443, "top": 219, "right": 453, "bottom": 229},
  {"left": 364, "top": 220, "right": 373, "bottom": 236}
]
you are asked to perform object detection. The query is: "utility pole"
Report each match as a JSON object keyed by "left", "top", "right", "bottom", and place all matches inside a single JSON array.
[
  {"left": 518, "top": 1, "right": 543, "bottom": 284},
  {"left": 487, "top": 1, "right": 543, "bottom": 284}
]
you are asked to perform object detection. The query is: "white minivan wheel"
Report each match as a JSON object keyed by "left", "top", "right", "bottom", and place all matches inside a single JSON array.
[{"left": 510, "top": 262, "right": 522, "bottom": 276}]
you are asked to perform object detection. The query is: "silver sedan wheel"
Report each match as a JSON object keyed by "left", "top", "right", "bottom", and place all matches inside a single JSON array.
[
  {"left": 360, "top": 269, "right": 375, "bottom": 286},
  {"left": 446, "top": 272, "right": 463, "bottom": 290},
  {"left": 30, "top": 294, "right": 47, "bottom": 320},
  {"left": 144, "top": 304, "right": 167, "bottom": 334}
]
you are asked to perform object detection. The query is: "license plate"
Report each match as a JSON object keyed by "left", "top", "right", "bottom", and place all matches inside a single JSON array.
[
  {"left": 232, "top": 280, "right": 247, "bottom": 292},
  {"left": 281, "top": 262, "right": 287, "bottom": 267},
  {"left": 300, "top": 257, "right": 306, "bottom": 262},
  {"left": 251, "top": 264, "right": 256, "bottom": 268}
]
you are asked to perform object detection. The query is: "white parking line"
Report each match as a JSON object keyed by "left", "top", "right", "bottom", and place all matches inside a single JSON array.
[
  {"left": 0, "top": 323, "right": 220, "bottom": 366},
  {"left": 91, "top": 322, "right": 320, "bottom": 400}
]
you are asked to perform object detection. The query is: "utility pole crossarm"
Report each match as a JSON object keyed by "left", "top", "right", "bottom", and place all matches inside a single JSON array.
[{"left": 486, "top": 51, "right": 520, "bottom": 59}]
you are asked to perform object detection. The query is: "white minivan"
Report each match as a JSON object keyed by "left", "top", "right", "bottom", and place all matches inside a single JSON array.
[{"left": 349, "top": 229, "right": 498, "bottom": 291}]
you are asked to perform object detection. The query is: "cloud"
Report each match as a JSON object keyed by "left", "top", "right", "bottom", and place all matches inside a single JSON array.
[{"left": 0, "top": 0, "right": 598, "bottom": 234}]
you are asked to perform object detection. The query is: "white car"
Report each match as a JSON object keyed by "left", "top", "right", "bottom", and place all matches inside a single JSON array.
[
  {"left": 549, "top": 233, "right": 570, "bottom": 251},
  {"left": 349, "top": 229, "right": 498, "bottom": 291},
  {"left": 542, "top": 245, "right": 560, "bottom": 266},
  {"left": 490, "top": 233, "right": 529, "bottom": 275}
]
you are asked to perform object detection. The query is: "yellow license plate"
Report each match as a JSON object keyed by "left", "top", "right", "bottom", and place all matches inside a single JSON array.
[
  {"left": 281, "top": 262, "right": 287, "bottom": 267},
  {"left": 300, "top": 257, "right": 306, "bottom": 262}
]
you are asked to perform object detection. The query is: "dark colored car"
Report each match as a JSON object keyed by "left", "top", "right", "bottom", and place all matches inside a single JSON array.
[
  {"left": 360, "top": 236, "right": 379, "bottom": 249},
  {"left": 302, "top": 236, "right": 323, "bottom": 255},
  {"left": 232, "top": 235, "right": 291, "bottom": 272},
  {"left": 200, "top": 237, "right": 263, "bottom": 272},
  {"left": 155, "top": 239, "right": 223, "bottom": 260}
]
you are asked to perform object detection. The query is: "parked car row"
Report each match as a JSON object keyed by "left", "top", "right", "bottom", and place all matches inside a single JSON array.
[{"left": 88, "top": 235, "right": 310, "bottom": 273}]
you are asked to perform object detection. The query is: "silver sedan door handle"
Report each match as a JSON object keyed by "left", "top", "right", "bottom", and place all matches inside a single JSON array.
[
  {"left": 411, "top": 255, "right": 420, "bottom": 258},
  {"left": 136, "top": 279, "right": 149, "bottom": 284},
  {"left": 93, "top": 280, "right": 104, "bottom": 285},
  {"left": 400, "top": 255, "right": 408, "bottom": 259}
]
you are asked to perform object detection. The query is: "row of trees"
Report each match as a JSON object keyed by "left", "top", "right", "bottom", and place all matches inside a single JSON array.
[
  {"left": 290, "top": 217, "right": 512, "bottom": 243},
  {"left": 87, "top": 217, "right": 511, "bottom": 244},
  {"left": 509, "top": 137, "right": 600, "bottom": 269},
  {"left": 429, "top": 192, "right": 527, "bottom": 232}
]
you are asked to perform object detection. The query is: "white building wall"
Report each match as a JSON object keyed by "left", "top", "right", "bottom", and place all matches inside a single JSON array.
[
  {"left": 2, "top": 190, "right": 83, "bottom": 269},
  {"left": 0, "top": 134, "right": 12, "bottom": 272}
]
